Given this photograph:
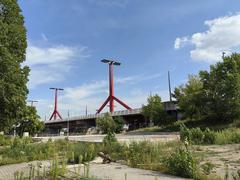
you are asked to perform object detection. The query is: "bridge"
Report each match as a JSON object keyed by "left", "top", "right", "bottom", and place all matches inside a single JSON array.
[{"left": 44, "top": 101, "right": 179, "bottom": 134}]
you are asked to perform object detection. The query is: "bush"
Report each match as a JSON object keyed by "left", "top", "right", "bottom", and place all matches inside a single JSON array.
[
  {"left": 191, "top": 128, "right": 204, "bottom": 144},
  {"left": 101, "top": 133, "right": 124, "bottom": 160},
  {"left": 0, "top": 135, "right": 12, "bottom": 146},
  {"left": 203, "top": 128, "right": 216, "bottom": 144},
  {"left": 180, "top": 126, "right": 240, "bottom": 145},
  {"left": 163, "top": 144, "right": 197, "bottom": 178},
  {"left": 96, "top": 113, "right": 116, "bottom": 134},
  {"left": 215, "top": 128, "right": 240, "bottom": 144},
  {"left": 180, "top": 124, "right": 191, "bottom": 141},
  {"left": 113, "top": 117, "right": 124, "bottom": 133}
]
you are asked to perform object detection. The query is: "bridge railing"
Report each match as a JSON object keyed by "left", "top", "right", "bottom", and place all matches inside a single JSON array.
[{"left": 45, "top": 108, "right": 142, "bottom": 124}]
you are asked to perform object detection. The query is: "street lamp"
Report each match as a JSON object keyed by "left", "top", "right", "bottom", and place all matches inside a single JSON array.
[
  {"left": 49, "top": 87, "right": 64, "bottom": 120},
  {"left": 96, "top": 59, "right": 132, "bottom": 113},
  {"left": 27, "top": 100, "right": 38, "bottom": 107}
]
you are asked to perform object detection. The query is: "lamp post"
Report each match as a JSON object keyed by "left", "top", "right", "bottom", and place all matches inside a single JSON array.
[
  {"left": 96, "top": 59, "right": 132, "bottom": 113},
  {"left": 67, "top": 110, "right": 70, "bottom": 137},
  {"left": 49, "top": 88, "right": 64, "bottom": 120},
  {"left": 27, "top": 100, "right": 38, "bottom": 107}
]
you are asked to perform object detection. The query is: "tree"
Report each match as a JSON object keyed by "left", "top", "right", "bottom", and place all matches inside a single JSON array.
[
  {"left": 199, "top": 53, "right": 240, "bottom": 122},
  {"left": 0, "top": 0, "right": 29, "bottom": 132},
  {"left": 142, "top": 94, "right": 168, "bottom": 125},
  {"left": 96, "top": 113, "right": 116, "bottom": 134},
  {"left": 174, "top": 53, "right": 240, "bottom": 123},
  {"left": 113, "top": 116, "right": 124, "bottom": 133},
  {"left": 173, "top": 75, "right": 205, "bottom": 120},
  {"left": 16, "top": 106, "right": 45, "bottom": 136}
]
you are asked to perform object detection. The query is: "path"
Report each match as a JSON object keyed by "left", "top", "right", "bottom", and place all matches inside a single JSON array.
[
  {"left": 0, "top": 160, "right": 187, "bottom": 180},
  {"left": 35, "top": 133, "right": 179, "bottom": 143}
]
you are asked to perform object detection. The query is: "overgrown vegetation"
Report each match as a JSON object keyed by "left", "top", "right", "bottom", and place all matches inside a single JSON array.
[
  {"left": 0, "top": 137, "right": 99, "bottom": 166},
  {"left": 96, "top": 113, "right": 124, "bottom": 134},
  {"left": 142, "top": 94, "right": 172, "bottom": 126},
  {"left": 174, "top": 53, "right": 240, "bottom": 124},
  {"left": 180, "top": 124, "right": 240, "bottom": 145}
]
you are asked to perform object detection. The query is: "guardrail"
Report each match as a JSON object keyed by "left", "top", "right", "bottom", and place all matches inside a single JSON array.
[{"left": 45, "top": 108, "right": 142, "bottom": 124}]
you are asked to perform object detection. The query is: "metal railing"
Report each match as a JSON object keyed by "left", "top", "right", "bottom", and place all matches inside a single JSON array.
[{"left": 45, "top": 108, "right": 142, "bottom": 124}]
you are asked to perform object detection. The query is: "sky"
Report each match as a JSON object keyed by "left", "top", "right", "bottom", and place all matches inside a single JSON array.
[{"left": 18, "top": 0, "right": 240, "bottom": 119}]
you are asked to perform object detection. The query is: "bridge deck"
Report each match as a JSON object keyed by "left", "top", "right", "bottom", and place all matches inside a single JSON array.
[{"left": 45, "top": 108, "right": 142, "bottom": 124}]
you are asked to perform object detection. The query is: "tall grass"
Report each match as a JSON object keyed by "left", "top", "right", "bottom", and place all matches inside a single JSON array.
[
  {"left": 180, "top": 124, "right": 240, "bottom": 145},
  {"left": 0, "top": 138, "right": 99, "bottom": 166}
]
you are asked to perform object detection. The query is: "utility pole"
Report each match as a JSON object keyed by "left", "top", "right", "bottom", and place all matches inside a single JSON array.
[
  {"left": 168, "top": 71, "right": 172, "bottom": 102},
  {"left": 67, "top": 110, "right": 70, "bottom": 137},
  {"left": 27, "top": 100, "right": 38, "bottom": 107},
  {"left": 85, "top": 105, "right": 88, "bottom": 116},
  {"left": 96, "top": 59, "right": 132, "bottom": 114},
  {"left": 49, "top": 87, "right": 64, "bottom": 120}
]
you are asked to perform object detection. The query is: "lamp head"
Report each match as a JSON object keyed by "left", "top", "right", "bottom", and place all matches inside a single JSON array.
[{"left": 101, "top": 59, "right": 121, "bottom": 66}]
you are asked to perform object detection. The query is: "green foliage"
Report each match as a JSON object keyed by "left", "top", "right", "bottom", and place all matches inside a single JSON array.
[
  {"left": 0, "top": 138, "right": 99, "bottom": 166},
  {"left": 174, "top": 53, "right": 240, "bottom": 123},
  {"left": 96, "top": 113, "right": 124, "bottom": 134},
  {"left": 0, "top": 134, "right": 12, "bottom": 146},
  {"left": 199, "top": 54, "right": 240, "bottom": 122},
  {"left": 180, "top": 125, "right": 240, "bottom": 145},
  {"left": 0, "top": 0, "right": 30, "bottom": 132},
  {"left": 16, "top": 106, "right": 45, "bottom": 136},
  {"left": 96, "top": 113, "right": 116, "bottom": 134},
  {"left": 215, "top": 128, "right": 240, "bottom": 145},
  {"left": 190, "top": 128, "right": 204, "bottom": 145},
  {"left": 203, "top": 128, "right": 216, "bottom": 144},
  {"left": 113, "top": 116, "right": 124, "bottom": 133},
  {"left": 173, "top": 75, "right": 204, "bottom": 120},
  {"left": 163, "top": 143, "right": 197, "bottom": 178},
  {"left": 201, "top": 162, "right": 215, "bottom": 175},
  {"left": 142, "top": 94, "right": 169, "bottom": 126}
]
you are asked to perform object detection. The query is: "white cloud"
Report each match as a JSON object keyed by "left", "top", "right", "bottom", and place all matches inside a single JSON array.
[
  {"left": 26, "top": 43, "right": 89, "bottom": 89},
  {"left": 45, "top": 73, "right": 166, "bottom": 118},
  {"left": 174, "top": 36, "right": 189, "bottom": 49},
  {"left": 174, "top": 13, "right": 240, "bottom": 62}
]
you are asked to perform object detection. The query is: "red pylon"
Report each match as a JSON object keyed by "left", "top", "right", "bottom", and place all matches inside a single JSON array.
[
  {"left": 96, "top": 59, "right": 132, "bottom": 114},
  {"left": 49, "top": 87, "right": 64, "bottom": 120}
]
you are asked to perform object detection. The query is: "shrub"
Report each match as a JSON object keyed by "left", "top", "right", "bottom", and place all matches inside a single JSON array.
[
  {"left": 180, "top": 124, "right": 191, "bottom": 141},
  {"left": 101, "top": 133, "right": 124, "bottom": 160},
  {"left": 215, "top": 128, "right": 240, "bottom": 144},
  {"left": 0, "top": 135, "right": 12, "bottom": 146},
  {"left": 96, "top": 113, "right": 116, "bottom": 134},
  {"left": 113, "top": 116, "right": 124, "bottom": 133},
  {"left": 191, "top": 128, "right": 204, "bottom": 144},
  {"left": 180, "top": 126, "right": 240, "bottom": 145},
  {"left": 203, "top": 128, "right": 216, "bottom": 144},
  {"left": 163, "top": 144, "right": 197, "bottom": 178}
]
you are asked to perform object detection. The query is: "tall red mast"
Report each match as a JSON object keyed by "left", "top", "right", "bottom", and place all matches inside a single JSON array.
[
  {"left": 96, "top": 59, "right": 132, "bottom": 114},
  {"left": 49, "top": 87, "right": 64, "bottom": 120}
]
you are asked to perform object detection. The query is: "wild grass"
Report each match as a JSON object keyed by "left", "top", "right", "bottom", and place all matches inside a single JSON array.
[
  {"left": 180, "top": 124, "right": 240, "bottom": 145},
  {"left": 0, "top": 137, "right": 100, "bottom": 166}
]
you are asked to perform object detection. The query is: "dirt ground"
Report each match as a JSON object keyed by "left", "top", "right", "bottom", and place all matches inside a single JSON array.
[{"left": 193, "top": 144, "right": 240, "bottom": 179}]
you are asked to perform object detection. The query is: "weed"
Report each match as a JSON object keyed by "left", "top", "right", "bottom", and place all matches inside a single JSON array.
[{"left": 162, "top": 143, "right": 197, "bottom": 178}]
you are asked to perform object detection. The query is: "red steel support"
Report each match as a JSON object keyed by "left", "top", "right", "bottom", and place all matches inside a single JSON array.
[
  {"left": 49, "top": 88, "right": 64, "bottom": 120},
  {"left": 109, "top": 63, "right": 114, "bottom": 112},
  {"left": 97, "top": 60, "right": 132, "bottom": 114}
]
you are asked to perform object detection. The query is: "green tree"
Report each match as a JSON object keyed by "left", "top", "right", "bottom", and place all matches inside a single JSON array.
[
  {"left": 173, "top": 75, "right": 204, "bottom": 120},
  {"left": 0, "top": 0, "right": 29, "bottom": 132},
  {"left": 142, "top": 94, "right": 168, "bottom": 125},
  {"left": 16, "top": 106, "right": 45, "bottom": 136},
  {"left": 199, "top": 53, "right": 240, "bottom": 122},
  {"left": 96, "top": 113, "right": 116, "bottom": 134},
  {"left": 113, "top": 116, "right": 124, "bottom": 133}
]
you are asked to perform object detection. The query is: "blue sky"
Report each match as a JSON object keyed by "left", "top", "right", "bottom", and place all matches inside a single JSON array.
[{"left": 18, "top": 0, "right": 240, "bottom": 119}]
